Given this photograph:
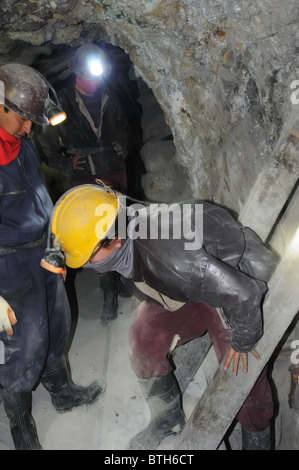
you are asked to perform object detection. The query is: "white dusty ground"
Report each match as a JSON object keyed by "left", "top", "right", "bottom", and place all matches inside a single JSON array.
[{"left": 0, "top": 267, "right": 298, "bottom": 451}]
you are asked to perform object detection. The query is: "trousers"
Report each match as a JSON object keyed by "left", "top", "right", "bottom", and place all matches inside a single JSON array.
[
  {"left": 0, "top": 245, "right": 71, "bottom": 393},
  {"left": 129, "top": 301, "right": 274, "bottom": 432}
]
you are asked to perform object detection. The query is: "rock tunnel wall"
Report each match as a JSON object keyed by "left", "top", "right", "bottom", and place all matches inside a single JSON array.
[{"left": 0, "top": 0, "right": 298, "bottom": 226}]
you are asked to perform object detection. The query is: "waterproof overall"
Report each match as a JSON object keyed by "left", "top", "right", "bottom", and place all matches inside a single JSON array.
[{"left": 0, "top": 138, "right": 71, "bottom": 393}]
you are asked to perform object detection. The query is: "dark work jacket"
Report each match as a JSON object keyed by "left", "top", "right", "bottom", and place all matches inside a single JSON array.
[
  {"left": 0, "top": 138, "right": 52, "bottom": 246},
  {"left": 32, "top": 78, "right": 126, "bottom": 181},
  {"left": 0, "top": 137, "right": 70, "bottom": 392},
  {"left": 132, "top": 201, "right": 278, "bottom": 353}
]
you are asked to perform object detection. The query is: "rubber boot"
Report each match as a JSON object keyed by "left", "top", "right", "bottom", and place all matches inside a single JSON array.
[
  {"left": 98, "top": 272, "right": 118, "bottom": 321},
  {"left": 41, "top": 356, "right": 106, "bottom": 413},
  {"left": 127, "top": 373, "right": 186, "bottom": 450},
  {"left": 242, "top": 426, "right": 271, "bottom": 450},
  {"left": 115, "top": 274, "right": 134, "bottom": 298},
  {"left": 2, "top": 390, "right": 43, "bottom": 450}
]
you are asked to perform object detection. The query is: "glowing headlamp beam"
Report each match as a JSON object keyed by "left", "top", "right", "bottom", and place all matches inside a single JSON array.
[{"left": 88, "top": 59, "right": 103, "bottom": 77}]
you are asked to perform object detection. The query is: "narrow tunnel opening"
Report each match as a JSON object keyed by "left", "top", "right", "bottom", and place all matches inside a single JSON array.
[
  {"left": 30, "top": 41, "right": 146, "bottom": 201},
  {"left": 26, "top": 40, "right": 179, "bottom": 204}
]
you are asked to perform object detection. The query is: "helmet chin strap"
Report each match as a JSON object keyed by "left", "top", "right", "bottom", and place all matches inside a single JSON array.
[
  {"left": 40, "top": 246, "right": 67, "bottom": 280},
  {"left": 40, "top": 224, "right": 67, "bottom": 280}
]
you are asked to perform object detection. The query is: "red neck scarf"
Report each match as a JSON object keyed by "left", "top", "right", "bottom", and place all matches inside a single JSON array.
[
  {"left": 76, "top": 76, "right": 101, "bottom": 95},
  {"left": 0, "top": 126, "right": 21, "bottom": 166}
]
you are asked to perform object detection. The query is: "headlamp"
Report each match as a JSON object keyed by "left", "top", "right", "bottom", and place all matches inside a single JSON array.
[
  {"left": 40, "top": 232, "right": 67, "bottom": 280},
  {"left": 47, "top": 104, "right": 67, "bottom": 126},
  {"left": 34, "top": 69, "right": 67, "bottom": 126},
  {"left": 45, "top": 83, "right": 67, "bottom": 126},
  {"left": 87, "top": 57, "right": 103, "bottom": 77}
]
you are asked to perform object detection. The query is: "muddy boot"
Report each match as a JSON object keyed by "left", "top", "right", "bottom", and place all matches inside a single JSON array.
[
  {"left": 98, "top": 272, "right": 118, "bottom": 321},
  {"left": 41, "top": 356, "right": 106, "bottom": 413},
  {"left": 2, "top": 390, "right": 43, "bottom": 450},
  {"left": 242, "top": 426, "right": 271, "bottom": 450},
  {"left": 127, "top": 373, "right": 186, "bottom": 450}
]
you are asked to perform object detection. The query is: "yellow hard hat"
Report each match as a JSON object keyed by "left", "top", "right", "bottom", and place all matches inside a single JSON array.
[{"left": 51, "top": 184, "right": 121, "bottom": 269}]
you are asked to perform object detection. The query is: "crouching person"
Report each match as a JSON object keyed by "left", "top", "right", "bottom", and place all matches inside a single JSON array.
[{"left": 45, "top": 184, "right": 279, "bottom": 450}]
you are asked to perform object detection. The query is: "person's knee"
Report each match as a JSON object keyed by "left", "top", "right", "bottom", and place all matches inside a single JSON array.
[{"left": 129, "top": 318, "right": 171, "bottom": 379}]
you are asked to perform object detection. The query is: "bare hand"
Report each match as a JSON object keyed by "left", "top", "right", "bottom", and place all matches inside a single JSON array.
[
  {"left": 224, "top": 346, "right": 260, "bottom": 376},
  {"left": 0, "top": 296, "right": 18, "bottom": 336},
  {"left": 72, "top": 154, "right": 87, "bottom": 170}
]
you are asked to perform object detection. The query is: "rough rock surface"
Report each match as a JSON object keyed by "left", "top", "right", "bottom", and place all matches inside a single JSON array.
[{"left": 0, "top": 0, "right": 297, "bottom": 208}]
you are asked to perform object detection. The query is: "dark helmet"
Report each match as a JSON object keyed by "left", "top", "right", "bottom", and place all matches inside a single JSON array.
[
  {"left": 69, "top": 43, "right": 111, "bottom": 78},
  {"left": 0, "top": 63, "right": 50, "bottom": 125}
]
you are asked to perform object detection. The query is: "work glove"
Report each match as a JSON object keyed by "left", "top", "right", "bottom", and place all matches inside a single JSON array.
[{"left": 0, "top": 295, "right": 17, "bottom": 336}]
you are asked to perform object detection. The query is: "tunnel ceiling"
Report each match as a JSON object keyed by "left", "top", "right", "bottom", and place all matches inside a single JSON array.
[{"left": 0, "top": 0, "right": 298, "bottom": 213}]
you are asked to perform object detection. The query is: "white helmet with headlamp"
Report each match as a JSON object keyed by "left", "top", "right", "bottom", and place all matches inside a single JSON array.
[
  {"left": 0, "top": 63, "right": 66, "bottom": 126},
  {"left": 69, "top": 43, "right": 111, "bottom": 79}
]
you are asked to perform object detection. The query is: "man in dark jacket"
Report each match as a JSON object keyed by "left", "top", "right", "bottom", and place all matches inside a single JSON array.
[
  {"left": 32, "top": 43, "right": 131, "bottom": 321},
  {"left": 0, "top": 65, "right": 105, "bottom": 450},
  {"left": 45, "top": 184, "right": 279, "bottom": 450}
]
